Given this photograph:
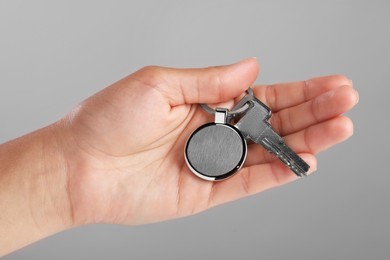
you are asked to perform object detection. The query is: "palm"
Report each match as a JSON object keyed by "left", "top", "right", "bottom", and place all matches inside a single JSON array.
[{"left": 64, "top": 60, "right": 358, "bottom": 226}]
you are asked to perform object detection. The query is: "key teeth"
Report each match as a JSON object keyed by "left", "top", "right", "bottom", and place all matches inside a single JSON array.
[
  {"left": 261, "top": 136, "right": 310, "bottom": 177},
  {"left": 288, "top": 155, "right": 310, "bottom": 177},
  {"left": 279, "top": 154, "right": 309, "bottom": 178},
  {"left": 283, "top": 154, "right": 309, "bottom": 177},
  {"left": 292, "top": 165, "right": 309, "bottom": 177}
]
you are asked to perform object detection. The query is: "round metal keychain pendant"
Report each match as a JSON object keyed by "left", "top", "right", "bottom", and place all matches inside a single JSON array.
[{"left": 184, "top": 108, "right": 247, "bottom": 181}]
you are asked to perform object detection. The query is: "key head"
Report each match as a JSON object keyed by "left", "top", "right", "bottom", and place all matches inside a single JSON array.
[
  {"left": 185, "top": 123, "right": 247, "bottom": 181},
  {"left": 235, "top": 97, "right": 272, "bottom": 142},
  {"left": 248, "top": 97, "right": 272, "bottom": 120}
]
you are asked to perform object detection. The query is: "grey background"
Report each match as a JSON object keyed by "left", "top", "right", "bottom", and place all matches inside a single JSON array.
[{"left": 0, "top": 0, "right": 388, "bottom": 259}]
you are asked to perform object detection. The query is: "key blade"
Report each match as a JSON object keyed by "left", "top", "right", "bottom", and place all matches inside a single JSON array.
[
  {"left": 260, "top": 127, "right": 310, "bottom": 177},
  {"left": 235, "top": 98, "right": 310, "bottom": 177}
]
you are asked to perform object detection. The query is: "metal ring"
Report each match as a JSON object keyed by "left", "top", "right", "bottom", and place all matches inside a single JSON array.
[{"left": 200, "top": 88, "right": 253, "bottom": 117}]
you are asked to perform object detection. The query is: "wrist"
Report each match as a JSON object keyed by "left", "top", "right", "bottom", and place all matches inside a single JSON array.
[
  {"left": 0, "top": 124, "right": 74, "bottom": 255},
  {"left": 39, "top": 123, "right": 76, "bottom": 229}
]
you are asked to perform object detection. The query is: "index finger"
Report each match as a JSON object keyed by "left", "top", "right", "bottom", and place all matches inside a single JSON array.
[{"left": 253, "top": 75, "right": 352, "bottom": 112}]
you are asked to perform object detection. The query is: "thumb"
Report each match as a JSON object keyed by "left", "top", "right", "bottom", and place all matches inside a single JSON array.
[{"left": 134, "top": 58, "right": 259, "bottom": 106}]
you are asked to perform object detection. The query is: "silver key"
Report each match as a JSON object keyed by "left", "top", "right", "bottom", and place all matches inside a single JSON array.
[{"left": 235, "top": 96, "right": 310, "bottom": 177}]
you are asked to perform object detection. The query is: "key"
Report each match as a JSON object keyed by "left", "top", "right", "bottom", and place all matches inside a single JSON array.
[
  {"left": 235, "top": 96, "right": 310, "bottom": 177},
  {"left": 184, "top": 108, "right": 247, "bottom": 181}
]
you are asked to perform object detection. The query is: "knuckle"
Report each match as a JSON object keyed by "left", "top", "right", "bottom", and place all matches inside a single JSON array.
[
  {"left": 265, "top": 85, "right": 277, "bottom": 108},
  {"left": 138, "top": 65, "right": 162, "bottom": 76},
  {"left": 133, "top": 66, "right": 166, "bottom": 88},
  {"left": 302, "top": 80, "right": 310, "bottom": 101},
  {"left": 208, "top": 71, "right": 224, "bottom": 100},
  {"left": 310, "top": 96, "right": 322, "bottom": 123},
  {"left": 271, "top": 112, "right": 284, "bottom": 134},
  {"left": 303, "top": 128, "right": 314, "bottom": 154},
  {"left": 284, "top": 109, "right": 294, "bottom": 134}
]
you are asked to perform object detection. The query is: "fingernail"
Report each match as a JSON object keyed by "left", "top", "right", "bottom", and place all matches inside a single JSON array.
[
  {"left": 354, "top": 89, "right": 359, "bottom": 104},
  {"left": 233, "top": 57, "right": 257, "bottom": 65},
  {"left": 309, "top": 167, "right": 317, "bottom": 175}
]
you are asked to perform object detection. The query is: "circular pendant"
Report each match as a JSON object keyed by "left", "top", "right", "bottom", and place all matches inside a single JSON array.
[{"left": 184, "top": 123, "right": 247, "bottom": 181}]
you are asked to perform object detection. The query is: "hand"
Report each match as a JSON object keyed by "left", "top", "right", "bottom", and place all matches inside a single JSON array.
[
  {"left": 0, "top": 58, "right": 359, "bottom": 255},
  {"left": 58, "top": 58, "right": 358, "bottom": 226}
]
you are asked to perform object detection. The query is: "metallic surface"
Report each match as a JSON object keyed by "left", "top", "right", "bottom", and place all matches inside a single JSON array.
[
  {"left": 214, "top": 108, "right": 228, "bottom": 124},
  {"left": 235, "top": 97, "right": 310, "bottom": 177},
  {"left": 200, "top": 88, "right": 254, "bottom": 121},
  {"left": 185, "top": 123, "right": 247, "bottom": 181}
]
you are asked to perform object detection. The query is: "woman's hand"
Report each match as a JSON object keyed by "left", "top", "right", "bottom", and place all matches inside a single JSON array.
[
  {"left": 0, "top": 58, "right": 358, "bottom": 256},
  {"left": 58, "top": 58, "right": 358, "bottom": 226}
]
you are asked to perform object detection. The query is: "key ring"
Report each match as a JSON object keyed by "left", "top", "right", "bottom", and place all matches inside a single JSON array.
[
  {"left": 200, "top": 88, "right": 254, "bottom": 118},
  {"left": 186, "top": 86, "right": 309, "bottom": 180}
]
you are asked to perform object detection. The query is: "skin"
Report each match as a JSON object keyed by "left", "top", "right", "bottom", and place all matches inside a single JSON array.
[{"left": 0, "top": 58, "right": 359, "bottom": 256}]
